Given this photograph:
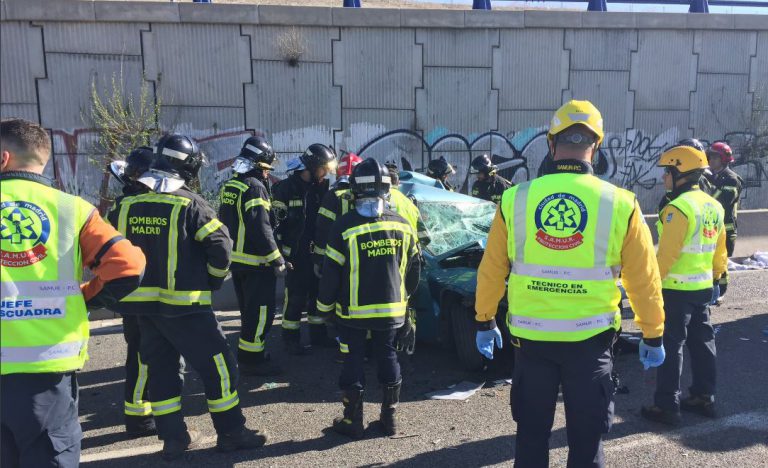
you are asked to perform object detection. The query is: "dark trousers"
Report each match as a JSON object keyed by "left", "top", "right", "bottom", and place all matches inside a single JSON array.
[
  {"left": 511, "top": 330, "right": 616, "bottom": 468},
  {"left": 720, "top": 232, "right": 736, "bottom": 296},
  {"left": 282, "top": 259, "right": 321, "bottom": 339},
  {"left": 654, "top": 290, "right": 716, "bottom": 412},
  {"left": 123, "top": 315, "right": 152, "bottom": 422},
  {"left": 233, "top": 269, "right": 276, "bottom": 363},
  {"left": 1, "top": 372, "right": 81, "bottom": 468},
  {"left": 138, "top": 313, "right": 245, "bottom": 440},
  {"left": 338, "top": 324, "right": 400, "bottom": 390}
]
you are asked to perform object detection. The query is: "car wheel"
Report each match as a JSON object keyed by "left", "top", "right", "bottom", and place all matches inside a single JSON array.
[{"left": 447, "top": 300, "right": 484, "bottom": 371}]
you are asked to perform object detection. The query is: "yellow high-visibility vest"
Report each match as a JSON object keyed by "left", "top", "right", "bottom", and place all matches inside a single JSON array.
[
  {"left": 499, "top": 173, "right": 636, "bottom": 342},
  {"left": 1, "top": 178, "right": 94, "bottom": 374},
  {"left": 657, "top": 190, "right": 724, "bottom": 291}
]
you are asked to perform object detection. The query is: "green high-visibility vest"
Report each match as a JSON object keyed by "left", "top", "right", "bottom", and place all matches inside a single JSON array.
[
  {"left": 656, "top": 190, "right": 724, "bottom": 291},
  {"left": 1, "top": 178, "right": 94, "bottom": 374},
  {"left": 389, "top": 188, "right": 419, "bottom": 234},
  {"left": 499, "top": 173, "right": 636, "bottom": 342}
]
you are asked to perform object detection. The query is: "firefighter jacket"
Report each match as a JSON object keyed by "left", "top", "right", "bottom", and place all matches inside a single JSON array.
[
  {"left": 471, "top": 174, "right": 513, "bottom": 204},
  {"left": 2, "top": 171, "right": 145, "bottom": 374},
  {"left": 705, "top": 167, "right": 743, "bottom": 234},
  {"left": 314, "top": 187, "right": 426, "bottom": 267},
  {"left": 316, "top": 208, "right": 420, "bottom": 331},
  {"left": 271, "top": 172, "right": 328, "bottom": 262},
  {"left": 108, "top": 187, "right": 231, "bottom": 316},
  {"left": 218, "top": 173, "right": 283, "bottom": 271},
  {"left": 475, "top": 160, "right": 665, "bottom": 342}
]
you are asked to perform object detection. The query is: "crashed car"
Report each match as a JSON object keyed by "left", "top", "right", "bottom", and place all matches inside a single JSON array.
[{"left": 397, "top": 174, "right": 507, "bottom": 370}]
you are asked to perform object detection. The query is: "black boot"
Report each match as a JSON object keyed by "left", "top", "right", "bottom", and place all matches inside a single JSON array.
[
  {"left": 125, "top": 415, "right": 157, "bottom": 438},
  {"left": 238, "top": 350, "right": 282, "bottom": 377},
  {"left": 380, "top": 381, "right": 401, "bottom": 436},
  {"left": 310, "top": 324, "right": 337, "bottom": 348},
  {"left": 216, "top": 427, "right": 268, "bottom": 453},
  {"left": 332, "top": 388, "right": 364, "bottom": 439},
  {"left": 283, "top": 329, "right": 310, "bottom": 356},
  {"left": 681, "top": 394, "right": 717, "bottom": 418},
  {"left": 162, "top": 429, "right": 202, "bottom": 461}
]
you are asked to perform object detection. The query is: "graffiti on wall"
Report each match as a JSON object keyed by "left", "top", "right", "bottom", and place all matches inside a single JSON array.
[{"left": 48, "top": 125, "right": 768, "bottom": 214}]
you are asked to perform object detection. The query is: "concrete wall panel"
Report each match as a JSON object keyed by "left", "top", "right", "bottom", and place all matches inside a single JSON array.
[
  {"left": 631, "top": 30, "right": 695, "bottom": 110},
  {"left": 144, "top": 24, "right": 249, "bottom": 107},
  {"left": 244, "top": 25, "right": 338, "bottom": 63},
  {"left": 752, "top": 32, "right": 768, "bottom": 109},
  {"left": 499, "top": 111, "right": 553, "bottom": 133},
  {"left": 0, "top": 104, "right": 39, "bottom": 122},
  {"left": 38, "top": 53, "right": 144, "bottom": 129},
  {"left": 691, "top": 74, "right": 752, "bottom": 138},
  {"left": 161, "top": 106, "right": 244, "bottom": 133},
  {"left": 416, "top": 29, "right": 498, "bottom": 67},
  {"left": 245, "top": 60, "right": 340, "bottom": 151},
  {"left": 416, "top": 67, "right": 496, "bottom": 137},
  {"left": 340, "top": 109, "right": 415, "bottom": 153},
  {"left": 42, "top": 22, "right": 145, "bottom": 55},
  {"left": 565, "top": 70, "right": 632, "bottom": 132},
  {"left": 0, "top": 22, "right": 44, "bottom": 106},
  {"left": 496, "top": 29, "right": 566, "bottom": 110},
  {"left": 633, "top": 110, "right": 690, "bottom": 137},
  {"left": 334, "top": 28, "right": 421, "bottom": 109},
  {"left": 565, "top": 29, "right": 636, "bottom": 71},
  {"left": 695, "top": 31, "right": 756, "bottom": 74}
]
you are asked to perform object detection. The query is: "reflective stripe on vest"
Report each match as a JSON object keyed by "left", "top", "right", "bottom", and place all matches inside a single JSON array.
[
  {"left": 658, "top": 190, "right": 723, "bottom": 291},
  {"left": 1, "top": 181, "right": 92, "bottom": 374},
  {"left": 500, "top": 173, "right": 633, "bottom": 342}
]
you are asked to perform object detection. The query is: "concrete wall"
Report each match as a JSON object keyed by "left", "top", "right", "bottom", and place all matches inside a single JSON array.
[{"left": 2, "top": 1, "right": 767, "bottom": 213}]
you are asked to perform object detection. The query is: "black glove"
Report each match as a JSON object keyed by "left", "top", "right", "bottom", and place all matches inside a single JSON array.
[{"left": 395, "top": 307, "right": 417, "bottom": 355}]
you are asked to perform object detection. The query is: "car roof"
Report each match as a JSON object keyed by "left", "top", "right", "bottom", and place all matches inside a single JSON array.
[{"left": 397, "top": 172, "right": 487, "bottom": 205}]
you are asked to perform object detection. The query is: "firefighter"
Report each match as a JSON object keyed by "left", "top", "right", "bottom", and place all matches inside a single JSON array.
[
  {"left": 426, "top": 156, "right": 456, "bottom": 191},
  {"left": 107, "top": 146, "right": 160, "bottom": 436},
  {"left": 218, "top": 136, "right": 286, "bottom": 376},
  {"left": 272, "top": 144, "right": 338, "bottom": 353},
  {"left": 705, "top": 142, "right": 742, "bottom": 301},
  {"left": 316, "top": 158, "right": 421, "bottom": 438},
  {"left": 470, "top": 154, "right": 513, "bottom": 204},
  {"left": 334, "top": 152, "right": 362, "bottom": 191},
  {"left": 109, "top": 134, "right": 266, "bottom": 461},
  {"left": 1, "top": 118, "right": 146, "bottom": 467},
  {"left": 641, "top": 146, "right": 728, "bottom": 425},
  {"left": 475, "top": 101, "right": 666, "bottom": 467}
]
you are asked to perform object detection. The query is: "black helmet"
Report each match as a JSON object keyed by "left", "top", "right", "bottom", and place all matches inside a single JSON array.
[
  {"left": 238, "top": 136, "right": 275, "bottom": 170},
  {"left": 300, "top": 143, "right": 337, "bottom": 173},
  {"left": 152, "top": 134, "right": 204, "bottom": 182},
  {"left": 470, "top": 154, "right": 496, "bottom": 175},
  {"left": 124, "top": 146, "right": 155, "bottom": 181},
  {"left": 672, "top": 138, "right": 706, "bottom": 152},
  {"left": 350, "top": 158, "right": 391, "bottom": 200},
  {"left": 427, "top": 156, "right": 455, "bottom": 178}
]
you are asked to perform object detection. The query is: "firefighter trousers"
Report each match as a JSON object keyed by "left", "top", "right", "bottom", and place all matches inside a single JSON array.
[
  {"left": 233, "top": 269, "right": 276, "bottom": 364},
  {"left": 511, "top": 330, "right": 616, "bottom": 468},
  {"left": 1, "top": 372, "right": 81, "bottom": 468},
  {"left": 138, "top": 313, "right": 245, "bottom": 440},
  {"left": 123, "top": 315, "right": 152, "bottom": 423},
  {"left": 338, "top": 324, "right": 400, "bottom": 390},
  {"left": 281, "top": 259, "right": 322, "bottom": 340},
  {"left": 654, "top": 290, "right": 716, "bottom": 412}
]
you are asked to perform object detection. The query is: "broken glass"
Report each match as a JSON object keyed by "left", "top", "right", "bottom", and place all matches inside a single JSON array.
[{"left": 418, "top": 200, "right": 496, "bottom": 256}]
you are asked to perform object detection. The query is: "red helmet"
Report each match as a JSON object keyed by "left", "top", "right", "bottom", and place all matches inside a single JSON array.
[
  {"left": 707, "top": 142, "right": 734, "bottom": 164},
  {"left": 337, "top": 152, "right": 362, "bottom": 177}
]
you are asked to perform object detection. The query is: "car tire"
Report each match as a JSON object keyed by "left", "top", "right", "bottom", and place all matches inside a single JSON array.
[{"left": 447, "top": 300, "right": 484, "bottom": 372}]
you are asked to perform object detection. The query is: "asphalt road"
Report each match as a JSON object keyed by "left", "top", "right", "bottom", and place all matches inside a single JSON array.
[{"left": 79, "top": 270, "right": 768, "bottom": 467}]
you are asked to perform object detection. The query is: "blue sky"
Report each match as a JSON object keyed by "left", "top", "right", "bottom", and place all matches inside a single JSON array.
[{"left": 412, "top": 0, "right": 768, "bottom": 14}]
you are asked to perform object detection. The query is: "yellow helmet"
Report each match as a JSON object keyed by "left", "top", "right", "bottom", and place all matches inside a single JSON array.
[
  {"left": 657, "top": 146, "right": 708, "bottom": 174},
  {"left": 547, "top": 100, "right": 605, "bottom": 146}
]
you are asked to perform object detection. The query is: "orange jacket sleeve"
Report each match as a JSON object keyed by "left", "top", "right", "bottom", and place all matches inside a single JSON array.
[
  {"left": 475, "top": 207, "right": 510, "bottom": 328},
  {"left": 621, "top": 201, "right": 665, "bottom": 339},
  {"left": 712, "top": 226, "right": 728, "bottom": 280},
  {"left": 79, "top": 210, "right": 146, "bottom": 308}
]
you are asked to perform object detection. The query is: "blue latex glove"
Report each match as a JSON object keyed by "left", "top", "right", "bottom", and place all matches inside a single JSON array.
[
  {"left": 476, "top": 328, "right": 503, "bottom": 360},
  {"left": 639, "top": 340, "right": 665, "bottom": 370},
  {"left": 710, "top": 282, "right": 720, "bottom": 305}
]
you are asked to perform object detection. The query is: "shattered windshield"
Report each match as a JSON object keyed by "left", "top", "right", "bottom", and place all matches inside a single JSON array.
[{"left": 418, "top": 200, "right": 497, "bottom": 256}]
